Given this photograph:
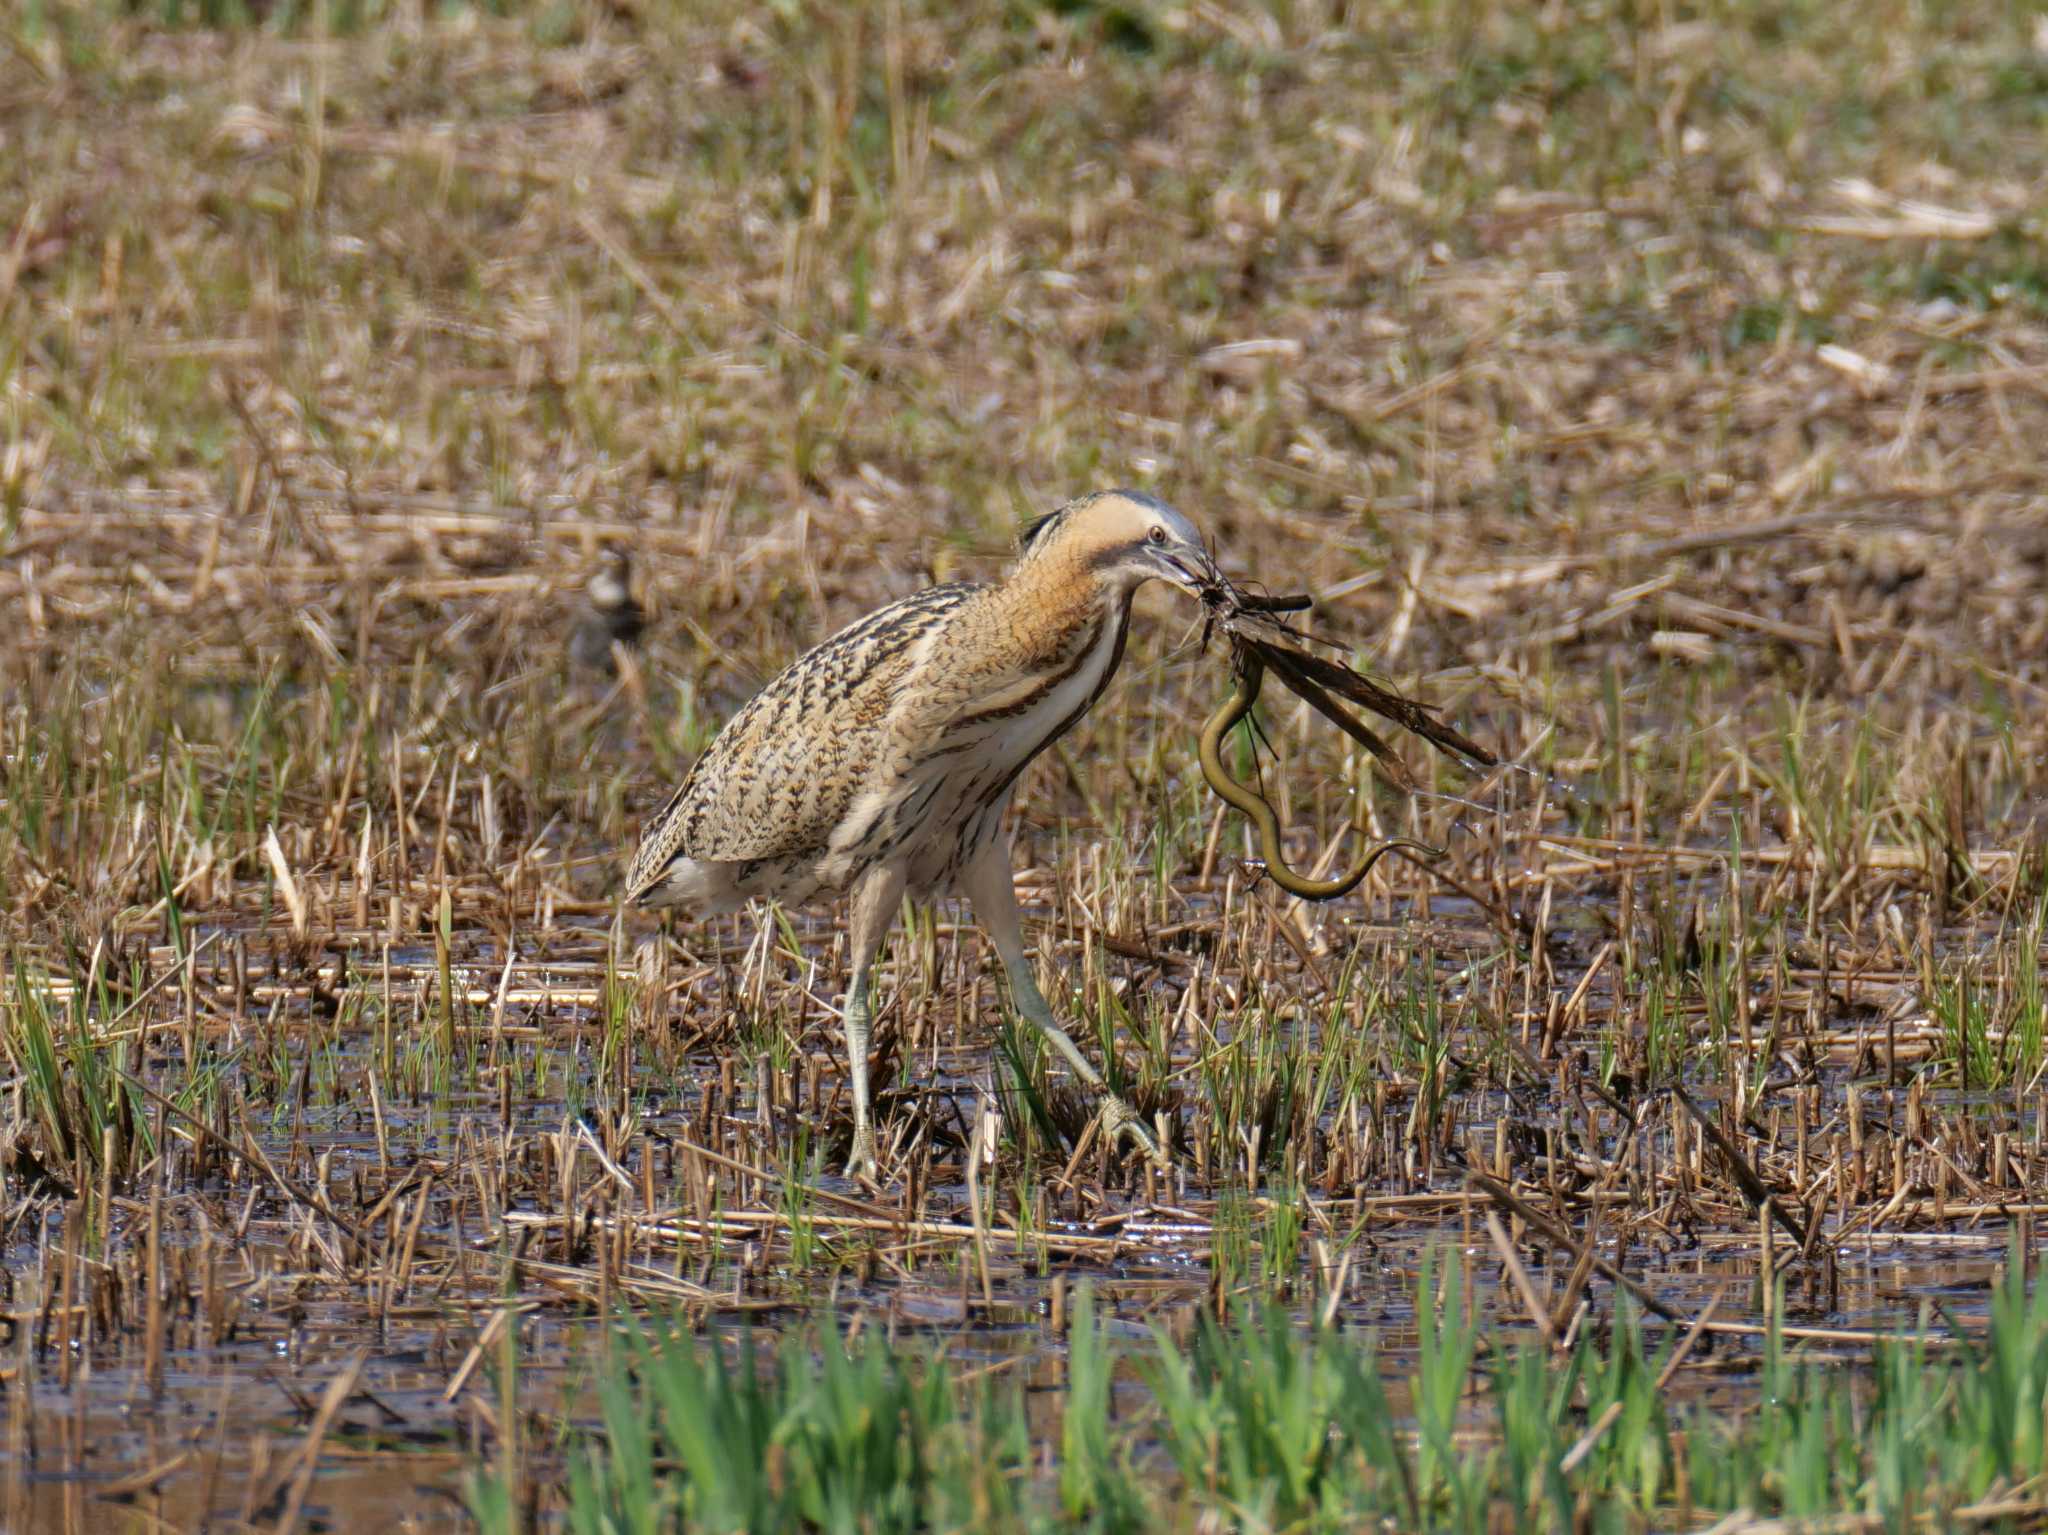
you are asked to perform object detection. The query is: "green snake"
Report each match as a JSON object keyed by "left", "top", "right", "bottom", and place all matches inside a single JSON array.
[{"left": 1198, "top": 652, "right": 1440, "bottom": 900}]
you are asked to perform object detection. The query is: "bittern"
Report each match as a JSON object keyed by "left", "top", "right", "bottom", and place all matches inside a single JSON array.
[{"left": 627, "top": 490, "right": 1218, "bottom": 1179}]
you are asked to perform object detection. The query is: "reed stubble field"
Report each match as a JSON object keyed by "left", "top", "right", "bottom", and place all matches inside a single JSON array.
[{"left": 6, "top": 0, "right": 2048, "bottom": 1530}]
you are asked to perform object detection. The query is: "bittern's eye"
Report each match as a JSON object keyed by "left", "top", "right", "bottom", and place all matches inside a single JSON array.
[{"left": 1146, "top": 525, "right": 1167, "bottom": 544}]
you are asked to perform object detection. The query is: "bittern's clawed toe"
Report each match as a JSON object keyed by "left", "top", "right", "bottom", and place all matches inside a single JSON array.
[
  {"left": 1100, "top": 1095, "right": 1170, "bottom": 1169},
  {"left": 844, "top": 1131, "right": 880, "bottom": 1184}
]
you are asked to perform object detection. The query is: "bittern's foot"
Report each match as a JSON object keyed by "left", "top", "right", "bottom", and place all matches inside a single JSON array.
[
  {"left": 844, "top": 1127, "right": 879, "bottom": 1183},
  {"left": 1099, "top": 1095, "right": 1169, "bottom": 1168}
]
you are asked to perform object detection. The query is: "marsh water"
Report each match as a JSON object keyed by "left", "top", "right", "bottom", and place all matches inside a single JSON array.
[{"left": 5, "top": 885, "right": 2034, "bottom": 1533}]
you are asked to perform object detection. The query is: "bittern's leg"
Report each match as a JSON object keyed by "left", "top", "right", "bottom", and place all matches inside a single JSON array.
[
  {"left": 841, "top": 864, "right": 905, "bottom": 1181},
  {"left": 961, "top": 843, "right": 1165, "bottom": 1167}
]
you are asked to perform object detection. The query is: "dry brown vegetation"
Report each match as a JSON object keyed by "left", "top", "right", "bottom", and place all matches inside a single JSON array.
[{"left": 5, "top": 0, "right": 2048, "bottom": 1528}]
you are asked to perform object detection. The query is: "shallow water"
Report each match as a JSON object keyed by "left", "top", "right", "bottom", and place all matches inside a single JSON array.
[{"left": 2, "top": 866, "right": 2040, "bottom": 1532}]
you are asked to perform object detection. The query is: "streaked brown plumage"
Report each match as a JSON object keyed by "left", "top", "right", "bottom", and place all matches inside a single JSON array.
[{"left": 628, "top": 490, "right": 1218, "bottom": 1178}]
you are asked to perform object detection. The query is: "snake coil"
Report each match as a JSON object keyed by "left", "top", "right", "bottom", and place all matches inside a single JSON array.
[{"left": 1198, "top": 653, "right": 1439, "bottom": 900}]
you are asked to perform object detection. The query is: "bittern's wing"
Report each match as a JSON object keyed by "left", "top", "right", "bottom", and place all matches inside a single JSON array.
[{"left": 627, "top": 583, "right": 981, "bottom": 894}]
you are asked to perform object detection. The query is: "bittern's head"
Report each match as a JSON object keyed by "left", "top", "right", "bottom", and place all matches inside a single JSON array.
[{"left": 1020, "top": 489, "right": 1218, "bottom": 596}]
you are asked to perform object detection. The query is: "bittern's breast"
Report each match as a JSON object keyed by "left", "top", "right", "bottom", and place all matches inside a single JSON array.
[
  {"left": 855, "top": 593, "right": 1131, "bottom": 891},
  {"left": 629, "top": 552, "right": 1133, "bottom": 908}
]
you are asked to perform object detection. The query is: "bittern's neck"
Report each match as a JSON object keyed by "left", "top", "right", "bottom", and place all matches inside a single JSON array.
[{"left": 987, "top": 539, "right": 1134, "bottom": 661}]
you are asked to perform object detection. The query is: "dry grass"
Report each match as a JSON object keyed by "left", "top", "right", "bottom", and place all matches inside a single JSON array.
[{"left": 5, "top": 0, "right": 2048, "bottom": 1527}]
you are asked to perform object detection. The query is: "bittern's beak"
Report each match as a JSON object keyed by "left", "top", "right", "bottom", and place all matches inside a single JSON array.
[{"left": 1151, "top": 540, "right": 1220, "bottom": 596}]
